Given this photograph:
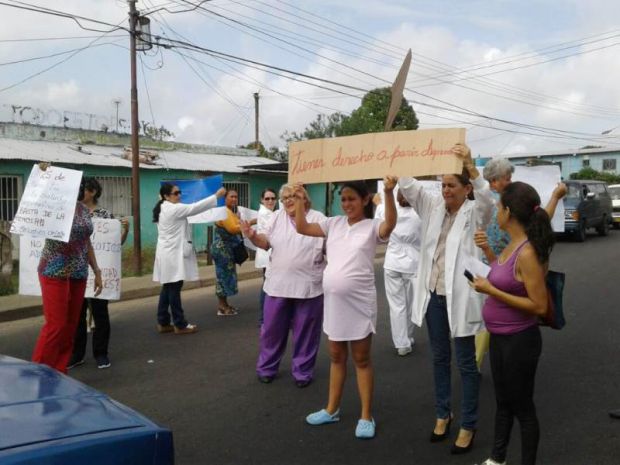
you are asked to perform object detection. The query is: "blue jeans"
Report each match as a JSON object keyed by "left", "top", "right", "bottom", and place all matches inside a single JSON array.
[
  {"left": 157, "top": 281, "right": 188, "bottom": 329},
  {"left": 425, "top": 291, "right": 480, "bottom": 430}
]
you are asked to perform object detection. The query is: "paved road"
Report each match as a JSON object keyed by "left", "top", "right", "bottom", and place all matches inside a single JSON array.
[{"left": 2, "top": 230, "right": 620, "bottom": 465}]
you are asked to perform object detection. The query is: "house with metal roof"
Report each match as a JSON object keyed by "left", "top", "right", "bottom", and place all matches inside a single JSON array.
[
  {"left": 0, "top": 122, "right": 330, "bottom": 253},
  {"left": 493, "top": 146, "right": 620, "bottom": 180}
]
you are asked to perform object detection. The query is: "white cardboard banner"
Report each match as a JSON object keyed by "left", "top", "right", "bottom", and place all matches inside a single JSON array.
[
  {"left": 188, "top": 206, "right": 228, "bottom": 224},
  {"left": 10, "top": 165, "right": 82, "bottom": 243},
  {"left": 19, "top": 218, "right": 122, "bottom": 300},
  {"left": 237, "top": 207, "right": 259, "bottom": 251},
  {"left": 512, "top": 165, "right": 565, "bottom": 232},
  {"left": 85, "top": 219, "right": 122, "bottom": 300}
]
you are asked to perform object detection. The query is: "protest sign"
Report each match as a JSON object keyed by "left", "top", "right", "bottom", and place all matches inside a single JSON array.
[
  {"left": 10, "top": 165, "right": 82, "bottom": 242},
  {"left": 238, "top": 206, "right": 258, "bottom": 251},
  {"left": 513, "top": 165, "right": 564, "bottom": 232},
  {"left": 85, "top": 219, "right": 122, "bottom": 300},
  {"left": 19, "top": 219, "right": 122, "bottom": 299},
  {"left": 161, "top": 175, "right": 226, "bottom": 224},
  {"left": 288, "top": 128, "right": 465, "bottom": 184}
]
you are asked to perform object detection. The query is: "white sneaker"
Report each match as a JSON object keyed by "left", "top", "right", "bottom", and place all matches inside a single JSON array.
[
  {"left": 479, "top": 459, "right": 506, "bottom": 465},
  {"left": 397, "top": 346, "right": 413, "bottom": 356}
]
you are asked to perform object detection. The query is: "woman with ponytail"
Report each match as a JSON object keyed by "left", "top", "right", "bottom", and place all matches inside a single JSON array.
[
  {"left": 472, "top": 181, "right": 555, "bottom": 465},
  {"left": 152, "top": 182, "right": 226, "bottom": 334}
]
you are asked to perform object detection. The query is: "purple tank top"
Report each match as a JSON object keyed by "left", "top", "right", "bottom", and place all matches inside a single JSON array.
[{"left": 482, "top": 240, "right": 538, "bottom": 335}]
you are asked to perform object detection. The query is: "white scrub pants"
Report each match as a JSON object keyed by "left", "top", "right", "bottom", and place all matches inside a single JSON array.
[{"left": 384, "top": 268, "right": 416, "bottom": 349}]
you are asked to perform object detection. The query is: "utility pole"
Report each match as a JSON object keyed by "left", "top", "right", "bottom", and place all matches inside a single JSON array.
[
  {"left": 253, "top": 91, "right": 260, "bottom": 152},
  {"left": 128, "top": 0, "right": 142, "bottom": 275}
]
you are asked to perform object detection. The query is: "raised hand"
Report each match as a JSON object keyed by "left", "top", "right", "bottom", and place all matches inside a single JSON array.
[
  {"left": 383, "top": 175, "right": 398, "bottom": 191},
  {"left": 215, "top": 187, "right": 227, "bottom": 198},
  {"left": 451, "top": 143, "right": 473, "bottom": 167},
  {"left": 474, "top": 229, "right": 489, "bottom": 250},
  {"left": 239, "top": 219, "right": 255, "bottom": 239}
]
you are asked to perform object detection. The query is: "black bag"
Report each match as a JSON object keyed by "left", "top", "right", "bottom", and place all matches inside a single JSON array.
[
  {"left": 540, "top": 270, "right": 566, "bottom": 330},
  {"left": 232, "top": 241, "right": 248, "bottom": 265}
]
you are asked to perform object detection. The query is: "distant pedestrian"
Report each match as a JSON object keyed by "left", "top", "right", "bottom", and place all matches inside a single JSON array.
[
  {"left": 472, "top": 181, "right": 555, "bottom": 465},
  {"left": 33, "top": 166, "right": 103, "bottom": 373},
  {"left": 255, "top": 188, "right": 277, "bottom": 325},
  {"left": 241, "top": 184, "right": 325, "bottom": 387},
  {"left": 153, "top": 183, "right": 226, "bottom": 334},
  {"left": 68, "top": 177, "right": 129, "bottom": 370},
  {"left": 296, "top": 176, "right": 397, "bottom": 440},
  {"left": 211, "top": 189, "right": 243, "bottom": 316}
]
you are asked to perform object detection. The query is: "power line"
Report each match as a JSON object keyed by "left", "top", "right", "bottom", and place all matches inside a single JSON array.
[
  {"left": 0, "top": 34, "right": 125, "bottom": 43},
  {"left": 0, "top": 40, "right": 125, "bottom": 67}
]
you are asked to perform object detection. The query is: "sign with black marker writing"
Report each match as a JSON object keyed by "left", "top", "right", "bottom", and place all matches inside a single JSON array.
[
  {"left": 10, "top": 165, "right": 82, "bottom": 243},
  {"left": 19, "top": 219, "right": 122, "bottom": 300}
]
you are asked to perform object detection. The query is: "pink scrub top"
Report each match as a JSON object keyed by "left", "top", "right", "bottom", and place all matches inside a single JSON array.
[
  {"left": 263, "top": 209, "right": 326, "bottom": 299},
  {"left": 319, "top": 216, "right": 386, "bottom": 341}
]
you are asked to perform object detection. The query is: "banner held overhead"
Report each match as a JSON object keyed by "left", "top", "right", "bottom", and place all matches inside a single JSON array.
[{"left": 288, "top": 128, "right": 466, "bottom": 184}]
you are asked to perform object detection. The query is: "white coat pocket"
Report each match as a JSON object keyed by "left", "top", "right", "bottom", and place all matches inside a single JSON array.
[{"left": 183, "top": 241, "right": 194, "bottom": 258}]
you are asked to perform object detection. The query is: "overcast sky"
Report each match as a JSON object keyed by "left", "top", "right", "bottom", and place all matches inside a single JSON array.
[{"left": 2, "top": 0, "right": 620, "bottom": 158}]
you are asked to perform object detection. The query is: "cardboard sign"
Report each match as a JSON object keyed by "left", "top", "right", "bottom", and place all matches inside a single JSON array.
[
  {"left": 288, "top": 128, "right": 465, "bottom": 184},
  {"left": 512, "top": 165, "right": 565, "bottom": 232},
  {"left": 19, "top": 218, "right": 122, "bottom": 300},
  {"left": 85, "top": 219, "right": 122, "bottom": 300},
  {"left": 10, "top": 165, "right": 82, "bottom": 242}
]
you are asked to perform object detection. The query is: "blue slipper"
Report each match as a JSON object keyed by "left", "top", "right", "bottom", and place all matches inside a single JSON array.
[
  {"left": 355, "top": 418, "right": 376, "bottom": 439},
  {"left": 306, "top": 409, "right": 340, "bottom": 425}
]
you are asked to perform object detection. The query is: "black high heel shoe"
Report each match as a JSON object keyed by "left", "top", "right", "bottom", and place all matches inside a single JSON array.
[
  {"left": 450, "top": 429, "right": 476, "bottom": 454},
  {"left": 429, "top": 415, "right": 452, "bottom": 443}
]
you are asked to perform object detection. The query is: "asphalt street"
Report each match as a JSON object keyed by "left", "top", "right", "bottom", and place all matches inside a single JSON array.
[{"left": 1, "top": 229, "right": 620, "bottom": 465}]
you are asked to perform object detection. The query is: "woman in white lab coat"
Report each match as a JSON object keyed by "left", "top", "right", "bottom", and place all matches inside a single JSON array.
[
  {"left": 152, "top": 182, "right": 226, "bottom": 334},
  {"left": 398, "top": 143, "right": 494, "bottom": 454}
]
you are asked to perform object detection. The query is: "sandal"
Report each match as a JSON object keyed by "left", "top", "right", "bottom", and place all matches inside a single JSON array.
[{"left": 217, "top": 306, "right": 238, "bottom": 316}]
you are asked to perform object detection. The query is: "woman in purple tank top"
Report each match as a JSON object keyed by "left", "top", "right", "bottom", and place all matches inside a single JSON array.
[{"left": 471, "top": 181, "right": 555, "bottom": 465}]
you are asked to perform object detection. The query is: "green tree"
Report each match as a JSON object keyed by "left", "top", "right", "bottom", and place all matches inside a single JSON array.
[
  {"left": 337, "top": 87, "right": 418, "bottom": 136},
  {"left": 282, "top": 112, "right": 346, "bottom": 142}
]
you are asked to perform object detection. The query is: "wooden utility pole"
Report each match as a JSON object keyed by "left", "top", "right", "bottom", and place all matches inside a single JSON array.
[
  {"left": 254, "top": 92, "right": 260, "bottom": 151},
  {"left": 128, "top": 0, "right": 142, "bottom": 275}
]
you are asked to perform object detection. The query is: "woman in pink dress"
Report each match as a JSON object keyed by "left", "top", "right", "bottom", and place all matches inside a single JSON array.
[{"left": 294, "top": 176, "right": 397, "bottom": 439}]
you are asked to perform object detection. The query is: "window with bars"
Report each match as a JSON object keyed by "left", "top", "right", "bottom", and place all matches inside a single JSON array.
[
  {"left": 95, "top": 176, "right": 132, "bottom": 217},
  {"left": 223, "top": 182, "right": 250, "bottom": 208},
  {"left": 603, "top": 159, "right": 617, "bottom": 171},
  {"left": 0, "top": 176, "right": 22, "bottom": 221},
  {"left": 582, "top": 159, "right": 590, "bottom": 168}
]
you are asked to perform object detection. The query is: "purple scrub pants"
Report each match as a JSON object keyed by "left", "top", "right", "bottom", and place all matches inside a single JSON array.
[{"left": 256, "top": 294, "right": 323, "bottom": 382}]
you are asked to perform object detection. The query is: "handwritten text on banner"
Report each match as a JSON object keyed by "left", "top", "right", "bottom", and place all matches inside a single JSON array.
[
  {"left": 19, "top": 219, "right": 123, "bottom": 300},
  {"left": 10, "top": 165, "right": 82, "bottom": 243},
  {"left": 288, "top": 128, "right": 465, "bottom": 184}
]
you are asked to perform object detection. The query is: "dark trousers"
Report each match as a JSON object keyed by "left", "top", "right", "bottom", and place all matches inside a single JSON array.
[
  {"left": 425, "top": 291, "right": 480, "bottom": 430},
  {"left": 72, "top": 298, "right": 111, "bottom": 360},
  {"left": 489, "top": 325, "right": 542, "bottom": 465},
  {"left": 157, "top": 281, "right": 187, "bottom": 328}
]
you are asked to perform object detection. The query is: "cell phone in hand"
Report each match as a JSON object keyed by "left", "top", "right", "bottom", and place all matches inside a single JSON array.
[{"left": 464, "top": 269, "right": 474, "bottom": 282}]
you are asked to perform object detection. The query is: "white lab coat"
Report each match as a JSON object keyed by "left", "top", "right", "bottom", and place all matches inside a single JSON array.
[
  {"left": 398, "top": 176, "right": 494, "bottom": 338},
  {"left": 254, "top": 204, "right": 275, "bottom": 269},
  {"left": 153, "top": 195, "right": 218, "bottom": 284}
]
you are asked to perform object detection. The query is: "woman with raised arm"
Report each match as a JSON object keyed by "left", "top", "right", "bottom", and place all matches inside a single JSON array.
[
  {"left": 254, "top": 188, "right": 277, "bottom": 325},
  {"left": 397, "top": 143, "right": 494, "bottom": 454},
  {"left": 153, "top": 182, "right": 226, "bottom": 334},
  {"left": 472, "top": 182, "right": 554, "bottom": 465},
  {"left": 241, "top": 184, "right": 325, "bottom": 387},
  {"left": 34, "top": 168, "right": 103, "bottom": 374},
  {"left": 295, "top": 176, "right": 397, "bottom": 440}
]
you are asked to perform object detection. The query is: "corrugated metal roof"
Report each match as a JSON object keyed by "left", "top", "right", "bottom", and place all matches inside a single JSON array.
[
  {"left": 0, "top": 138, "right": 279, "bottom": 173},
  {"left": 500, "top": 146, "right": 620, "bottom": 160}
]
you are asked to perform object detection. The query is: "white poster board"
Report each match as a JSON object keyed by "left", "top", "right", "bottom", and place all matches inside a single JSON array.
[
  {"left": 19, "top": 218, "right": 122, "bottom": 300},
  {"left": 238, "top": 206, "right": 258, "bottom": 251},
  {"left": 188, "top": 206, "right": 228, "bottom": 224},
  {"left": 10, "top": 165, "right": 82, "bottom": 243},
  {"left": 513, "top": 165, "right": 564, "bottom": 232}
]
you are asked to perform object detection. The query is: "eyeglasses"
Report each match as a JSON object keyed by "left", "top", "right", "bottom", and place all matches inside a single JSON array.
[
  {"left": 281, "top": 195, "right": 295, "bottom": 201},
  {"left": 263, "top": 196, "right": 276, "bottom": 201},
  {"left": 171, "top": 190, "right": 182, "bottom": 196}
]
